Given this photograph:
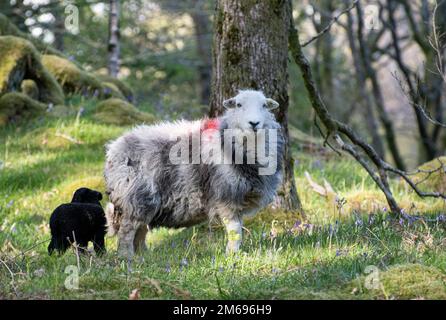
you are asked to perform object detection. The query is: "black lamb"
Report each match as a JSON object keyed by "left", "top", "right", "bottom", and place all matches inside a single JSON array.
[{"left": 48, "top": 188, "right": 107, "bottom": 256}]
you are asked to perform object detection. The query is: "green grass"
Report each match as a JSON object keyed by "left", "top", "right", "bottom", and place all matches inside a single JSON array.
[{"left": 1, "top": 103, "right": 445, "bottom": 300}]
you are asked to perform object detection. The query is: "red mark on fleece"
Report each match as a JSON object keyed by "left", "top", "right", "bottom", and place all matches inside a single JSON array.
[
  {"left": 201, "top": 118, "right": 220, "bottom": 142},
  {"left": 202, "top": 118, "right": 220, "bottom": 131}
]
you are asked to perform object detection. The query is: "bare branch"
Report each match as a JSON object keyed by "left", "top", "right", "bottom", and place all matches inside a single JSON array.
[
  {"left": 301, "top": 0, "right": 359, "bottom": 47},
  {"left": 289, "top": 7, "right": 446, "bottom": 216}
]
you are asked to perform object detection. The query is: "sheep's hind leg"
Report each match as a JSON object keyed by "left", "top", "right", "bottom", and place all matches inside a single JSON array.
[
  {"left": 117, "top": 217, "right": 137, "bottom": 260},
  {"left": 133, "top": 224, "right": 148, "bottom": 253}
]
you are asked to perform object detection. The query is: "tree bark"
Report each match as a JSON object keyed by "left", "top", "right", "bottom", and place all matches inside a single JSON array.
[
  {"left": 210, "top": 0, "right": 304, "bottom": 215},
  {"left": 108, "top": 0, "right": 121, "bottom": 78}
]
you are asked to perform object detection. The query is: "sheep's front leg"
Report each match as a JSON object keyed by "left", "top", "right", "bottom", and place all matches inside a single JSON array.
[{"left": 223, "top": 216, "right": 243, "bottom": 254}]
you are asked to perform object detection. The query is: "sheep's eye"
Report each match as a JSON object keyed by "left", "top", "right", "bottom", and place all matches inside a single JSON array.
[
  {"left": 237, "top": 103, "right": 242, "bottom": 107},
  {"left": 263, "top": 104, "right": 267, "bottom": 108}
]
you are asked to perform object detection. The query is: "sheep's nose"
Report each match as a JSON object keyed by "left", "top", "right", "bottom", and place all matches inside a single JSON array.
[{"left": 249, "top": 121, "right": 260, "bottom": 129}]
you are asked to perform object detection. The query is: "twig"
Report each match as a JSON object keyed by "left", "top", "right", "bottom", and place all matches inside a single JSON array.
[
  {"left": 0, "top": 257, "right": 19, "bottom": 297},
  {"left": 72, "top": 231, "right": 81, "bottom": 273},
  {"left": 55, "top": 132, "right": 84, "bottom": 145},
  {"left": 301, "top": 0, "right": 359, "bottom": 47},
  {"left": 13, "top": 238, "right": 51, "bottom": 260}
]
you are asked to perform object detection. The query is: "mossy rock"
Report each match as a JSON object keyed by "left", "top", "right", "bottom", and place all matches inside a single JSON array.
[
  {"left": 102, "top": 81, "right": 126, "bottom": 100},
  {"left": 93, "top": 98, "right": 156, "bottom": 126},
  {"left": 97, "top": 74, "right": 134, "bottom": 102},
  {"left": 408, "top": 157, "right": 446, "bottom": 194},
  {"left": 350, "top": 264, "right": 446, "bottom": 299},
  {"left": 0, "top": 92, "right": 46, "bottom": 125},
  {"left": 0, "top": 92, "right": 69, "bottom": 126},
  {"left": 42, "top": 55, "right": 125, "bottom": 100},
  {"left": 0, "top": 13, "right": 62, "bottom": 57},
  {"left": 41, "top": 54, "right": 103, "bottom": 96},
  {"left": 21, "top": 79, "right": 39, "bottom": 100},
  {"left": 0, "top": 36, "right": 64, "bottom": 104}
]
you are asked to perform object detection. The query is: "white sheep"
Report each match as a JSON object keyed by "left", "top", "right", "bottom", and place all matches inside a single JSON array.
[{"left": 104, "top": 90, "right": 284, "bottom": 258}]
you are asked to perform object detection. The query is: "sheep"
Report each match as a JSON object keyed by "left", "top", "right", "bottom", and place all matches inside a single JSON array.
[
  {"left": 48, "top": 188, "right": 107, "bottom": 256},
  {"left": 104, "top": 90, "right": 284, "bottom": 258}
]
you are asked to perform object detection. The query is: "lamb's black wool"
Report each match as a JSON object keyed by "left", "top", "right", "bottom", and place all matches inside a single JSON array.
[{"left": 48, "top": 188, "right": 107, "bottom": 255}]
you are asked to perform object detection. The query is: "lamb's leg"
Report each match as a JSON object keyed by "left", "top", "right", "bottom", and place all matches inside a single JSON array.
[
  {"left": 133, "top": 224, "right": 148, "bottom": 253},
  {"left": 117, "top": 216, "right": 137, "bottom": 259},
  {"left": 223, "top": 216, "right": 243, "bottom": 254},
  {"left": 48, "top": 239, "right": 56, "bottom": 255},
  {"left": 93, "top": 232, "right": 106, "bottom": 255}
]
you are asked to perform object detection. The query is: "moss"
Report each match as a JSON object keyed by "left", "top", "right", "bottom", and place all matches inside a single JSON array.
[
  {"left": 96, "top": 74, "right": 134, "bottom": 102},
  {"left": 0, "top": 92, "right": 46, "bottom": 125},
  {"left": 93, "top": 98, "right": 157, "bottom": 126},
  {"left": 0, "top": 13, "right": 63, "bottom": 57},
  {"left": 41, "top": 55, "right": 125, "bottom": 100},
  {"left": 21, "top": 79, "right": 39, "bottom": 100},
  {"left": 0, "top": 36, "right": 64, "bottom": 105},
  {"left": 41, "top": 54, "right": 103, "bottom": 97},
  {"left": 350, "top": 264, "right": 446, "bottom": 299},
  {"left": 0, "top": 92, "right": 69, "bottom": 126},
  {"left": 408, "top": 157, "right": 446, "bottom": 194},
  {"left": 101, "top": 82, "right": 126, "bottom": 100}
]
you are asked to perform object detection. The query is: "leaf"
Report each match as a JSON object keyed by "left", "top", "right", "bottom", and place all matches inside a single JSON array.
[{"left": 146, "top": 278, "right": 163, "bottom": 295}]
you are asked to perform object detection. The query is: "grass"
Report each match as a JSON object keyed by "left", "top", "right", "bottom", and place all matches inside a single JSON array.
[{"left": 0, "top": 100, "right": 445, "bottom": 300}]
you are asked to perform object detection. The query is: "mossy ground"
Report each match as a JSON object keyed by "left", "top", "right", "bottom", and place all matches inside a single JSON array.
[{"left": 0, "top": 97, "right": 445, "bottom": 299}]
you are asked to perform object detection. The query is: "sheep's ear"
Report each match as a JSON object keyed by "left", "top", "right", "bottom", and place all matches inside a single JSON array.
[
  {"left": 265, "top": 98, "right": 279, "bottom": 110},
  {"left": 96, "top": 192, "right": 103, "bottom": 201},
  {"left": 223, "top": 98, "right": 236, "bottom": 109}
]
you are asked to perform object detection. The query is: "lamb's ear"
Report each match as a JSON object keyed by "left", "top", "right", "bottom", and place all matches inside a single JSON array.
[
  {"left": 96, "top": 191, "right": 103, "bottom": 201},
  {"left": 223, "top": 98, "right": 236, "bottom": 109},
  {"left": 265, "top": 98, "right": 279, "bottom": 110}
]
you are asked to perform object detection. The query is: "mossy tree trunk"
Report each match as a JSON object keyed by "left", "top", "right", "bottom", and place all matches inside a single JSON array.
[
  {"left": 210, "top": 0, "right": 305, "bottom": 215},
  {"left": 108, "top": 0, "right": 121, "bottom": 77}
]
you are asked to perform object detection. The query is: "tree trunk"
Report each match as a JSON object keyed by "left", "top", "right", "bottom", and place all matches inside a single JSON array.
[
  {"left": 191, "top": 11, "right": 212, "bottom": 106},
  {"left": 53, "top": 4, "right": 65, "bottom": 52},
  {"left": 318, "top": 0, "right": 334, "bottom": 99},
  {"left": 210, "top": 0, "right": 304, "bottom": 215},
  {"left": 356, "top": 2, "right": 406, "bottom": 171},
  {"left": 108, "top": 0, "right": 121, "bottom": 78},
  {"left": 345, "top": 5, "right": 385, "bottom": 158}
]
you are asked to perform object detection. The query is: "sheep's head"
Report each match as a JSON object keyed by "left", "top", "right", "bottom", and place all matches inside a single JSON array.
[{"left": 222, "top": 90, "right": 279, "bottom": 131}]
